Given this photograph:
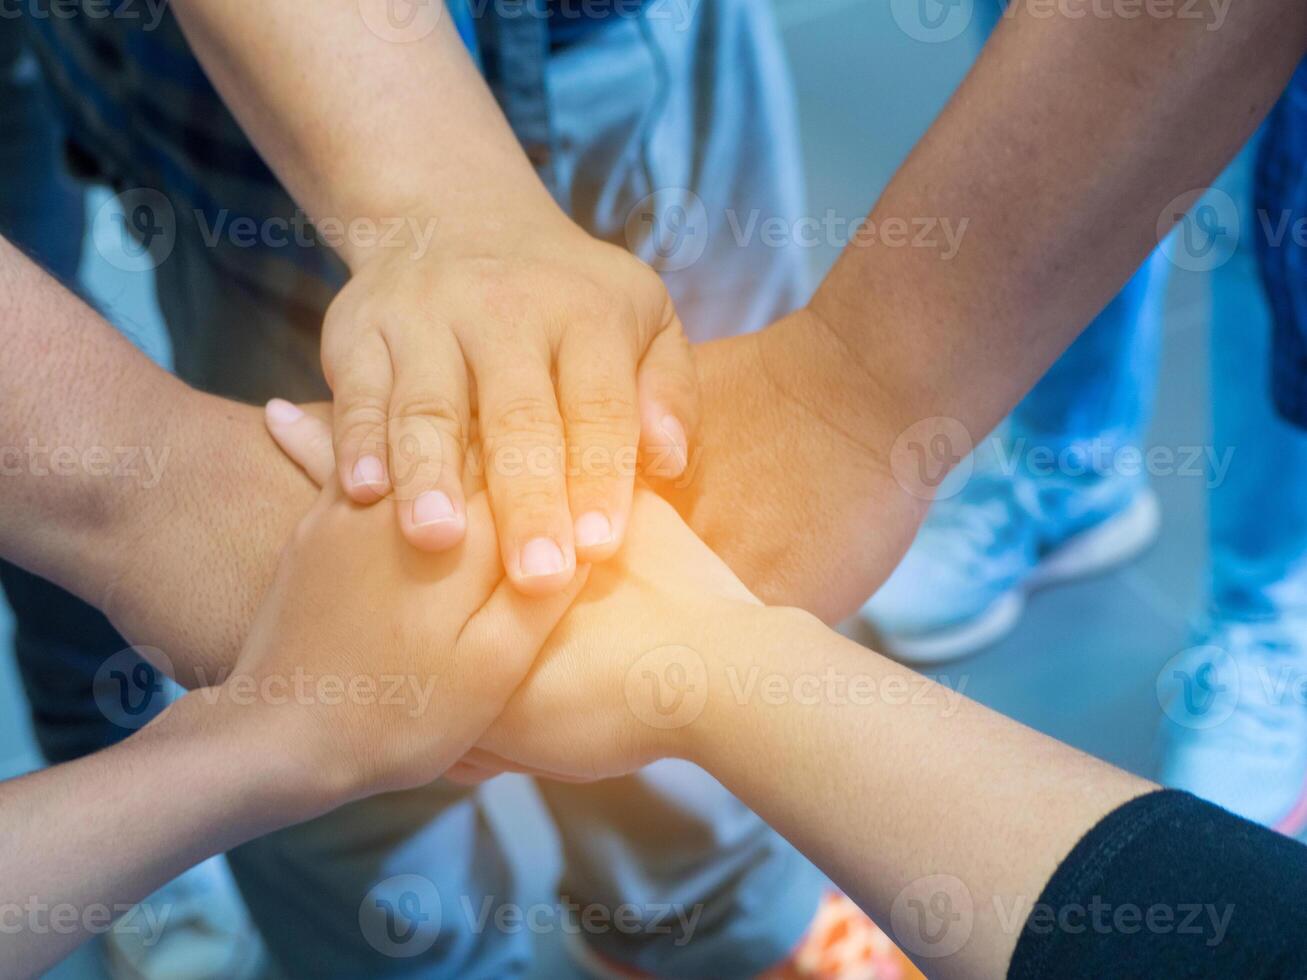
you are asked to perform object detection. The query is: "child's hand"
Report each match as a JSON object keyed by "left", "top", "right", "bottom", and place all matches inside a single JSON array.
[
  {"left": 221, "top": 444, "right": 585, "bottom": 807},
  {"left": 320, "top": 217, "right": 699, "bottom": 596}
]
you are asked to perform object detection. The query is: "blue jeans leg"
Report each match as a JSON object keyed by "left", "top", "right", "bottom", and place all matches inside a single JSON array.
[{"left": 1210, "top": 137, "right": 1307, "bottom": 623}]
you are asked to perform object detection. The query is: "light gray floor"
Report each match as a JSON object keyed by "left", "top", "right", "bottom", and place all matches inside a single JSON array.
[{"left": 10, "top": 3, "right": 1218, "bottom": 977}]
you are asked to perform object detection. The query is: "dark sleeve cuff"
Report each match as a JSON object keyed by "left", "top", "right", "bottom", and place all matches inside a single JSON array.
[{"left": 1008, "top": 789, "right": 1307, "bottom": 979}]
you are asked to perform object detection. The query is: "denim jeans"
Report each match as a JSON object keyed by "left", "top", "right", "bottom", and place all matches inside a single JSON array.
[
  {"left": 0, "top": 21, "right": 168, "bottom": 765},
  {"left": 1209, "top": 119, "right": 1307, "bottom": 625},
  {"left": 970, "top": 0, "right": 1166, "bottom": 521}
]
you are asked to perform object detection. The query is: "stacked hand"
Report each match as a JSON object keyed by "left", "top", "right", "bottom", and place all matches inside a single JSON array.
[
  {"left": 322, "top": 216, "right": 699, "bottom": 595},
  {"left": 257, "top": 404, "right": 763, "bottom": 795},
  {"left": 215, "top": 447, "right": 587, "bottom": 805}
]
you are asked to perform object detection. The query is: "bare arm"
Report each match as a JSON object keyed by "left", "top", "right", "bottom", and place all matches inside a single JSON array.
[
  {"left": 0, "top": 459, "right": 582, "bottom": 977},
  {"left": 0, "top": 695, "right": 318, "bottom": 978},
  {"left": 812, "top": 0, "right": 1307, "bottom": 445},
  {"left": 419, "top": 491, "right": 1155, "bottom": 978},
  {"left": 0, "top": 234, "right": 314, "bottom": 684},
  {"left": 691, "top": 609, "right": 1152, "bottom": 979}
]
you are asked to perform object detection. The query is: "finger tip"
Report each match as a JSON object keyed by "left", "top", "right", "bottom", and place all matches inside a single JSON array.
[
  {"left": 344, "top": 455, "right": 390, "bottom": 502},
  {"left": 508, "top": 565, "right": 577, "bottom": 599},
  {"left": 402, "top": 514, "right": 467, "bottom": 551}
]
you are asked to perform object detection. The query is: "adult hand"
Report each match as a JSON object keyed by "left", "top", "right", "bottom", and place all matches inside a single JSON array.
[
  {"left": 322, "top": 214, "right": 698, "bottom": 595},
  {"left": 654, "top": 308, "right": 931, "bottom": 623}
]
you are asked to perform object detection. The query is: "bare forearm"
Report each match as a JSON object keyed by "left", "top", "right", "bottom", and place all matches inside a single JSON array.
[
  {"left": 0, "top": 236, "right": 315, "bottom": 684},
  {"left": 0, "top": 235, "right": 191, "bottom": 595},
  {"left": 690, "top": 608, "right": 1152, "bottom": 978},
  {"left": 0, "top": 694, "right": 324, "bottom": 978},
  {"left": 168, "top": 0, "right": 563, "bottom": 269},
  {"left": 812, "top": 0, "right": 1307, "bottom": 443}
]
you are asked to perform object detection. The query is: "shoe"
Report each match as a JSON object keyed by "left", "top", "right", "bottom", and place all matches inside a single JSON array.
[
  {"left": 861, "top": 470, "right": 1160, "bottom": 665},
  {"left": 1159, "top": 618, "right": 1307, "bottom": 835},
  {"left": 100, "top": 856, "right": 266, "bottom": 980},
  {"left": 565, "top": 890, "right": 920, "bottom": 980}
]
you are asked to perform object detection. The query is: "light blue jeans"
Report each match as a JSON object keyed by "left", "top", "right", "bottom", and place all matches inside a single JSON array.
[
  {"left": 974, "top": 0, "right": 1165, "bottom": 526},
  {"left": 1208, "top": 141, "right": 1307, "bottom": 625}
]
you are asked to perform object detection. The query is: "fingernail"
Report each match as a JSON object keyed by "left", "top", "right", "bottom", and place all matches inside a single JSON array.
[
  {"left": 520, "top": 537, "right": 566, "bottom": 578},
  {"left": 266, "top": 399, "right": 303, "bottom": 424},
  {"left": 574, "top": 511, "right": 613, "bottom": 549},
  {"left": 352, "top": 454, "right": 387, "bottom": 490},
  {"left": 659, "top": 414, "right": 688, "bottom": 472},
  {"left": 412, "top": 490, "right": 457, "bottom": 527}
]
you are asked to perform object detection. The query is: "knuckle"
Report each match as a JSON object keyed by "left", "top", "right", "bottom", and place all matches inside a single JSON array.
[
  {"left": 486, "top": 396, "right": 563, "bottom": 442},
  {"left": 503, "top": 481, "right": 566, "bottom": 518},
  {"left": 390, "top": 394, "right": 466, "bottom": 437},
  {"left": 340, "top": 384, "right": 390, "bottom": 421},
  {"left": 562, "top": 388, "right": 637, "bottom": 432},
  {"left": 337, "top": 401, "right": 390, "bottom": 449}
]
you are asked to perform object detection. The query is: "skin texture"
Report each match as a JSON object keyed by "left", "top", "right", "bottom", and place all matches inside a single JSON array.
[
  {"left": 166, "top": 0, "right": 699, "bottom": 591},
  {"left": 8, "top": 6, "right": 1307, "bottom": 970},
  {"left": 655, "top": 310, "right": 930, "bottom": 623},
  {"left": 0, "top": 236, "right": 312, "bottom": 685}
]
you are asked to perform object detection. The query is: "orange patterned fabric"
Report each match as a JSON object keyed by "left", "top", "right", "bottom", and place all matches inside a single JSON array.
[{"left": 759, "top": 892, "right": 923, "bottom": 980}]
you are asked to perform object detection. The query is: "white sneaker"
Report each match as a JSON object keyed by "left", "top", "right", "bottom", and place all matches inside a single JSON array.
[
  {"left": 100, "top": 856, "right": 266, "bottom": 980},
  {"left": 1159, "top": 619, "right": 1307, "bottom": 836},
  {"left": 862, "top": 472, "right": 1161, "bottom": 665}
]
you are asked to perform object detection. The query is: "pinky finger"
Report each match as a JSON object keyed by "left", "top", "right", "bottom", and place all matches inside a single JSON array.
[{"left": 265, "top": 399, "right": 337, "bottom": 488}]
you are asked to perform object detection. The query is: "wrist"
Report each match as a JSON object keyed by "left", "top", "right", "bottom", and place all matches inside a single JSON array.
[
  {"left": 97, "top": 395, "right": 316, "bottom": 688},
  {"left": 143, "top": 690, "right": 347, "bottom": 836},
  {"left": 339, "top": 190, "right": 573, "bottom": 275},
  {"left": 175, "top": 685, "right": 356, "bottom": 823},
  {"left": 670, "top": 603, "right": 831, "bottom": 772}
]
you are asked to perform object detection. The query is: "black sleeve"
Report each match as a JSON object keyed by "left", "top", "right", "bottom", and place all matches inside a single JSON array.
[{"left": 1007, "top": 790, "right": 1307, "bottom": 979}]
